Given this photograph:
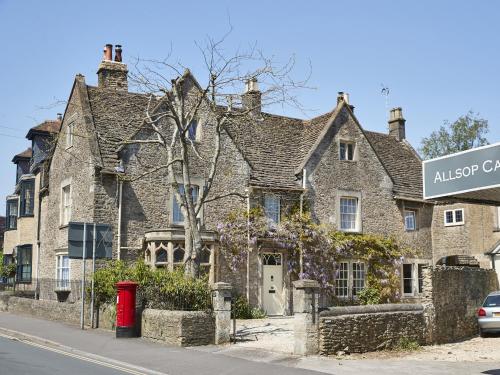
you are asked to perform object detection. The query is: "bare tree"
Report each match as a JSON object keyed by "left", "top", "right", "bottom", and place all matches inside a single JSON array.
[{"left": 120, "top": 33, "right": 310, "bottom": 277}]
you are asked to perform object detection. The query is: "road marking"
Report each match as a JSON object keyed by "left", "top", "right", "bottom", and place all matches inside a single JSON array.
[{"left": 0, "top": 332, "right": 151, "bottom": 375}]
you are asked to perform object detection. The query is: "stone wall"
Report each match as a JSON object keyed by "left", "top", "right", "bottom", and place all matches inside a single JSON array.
[
  {"left": 318, "top": 304, "right": 425, "bottom": 354},
  {"left": 0, "top": 292, "right": 114, "bottom": 330},
  {"left": 141, "top": 309, "right": 215, "bottom": 346},
  {"left": 422, "top": 266, "right": 499, "bottom": 343}
]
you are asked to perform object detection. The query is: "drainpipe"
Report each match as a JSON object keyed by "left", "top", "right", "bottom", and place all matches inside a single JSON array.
[
  {"left": 246, "top": 188, "right": 250, "bottom": 302},
  {"left": 299, "top": 168, "right": 306, "bottom": 276},
  {"left": 35, "top": 188, "right": 42, "bottom": 300},
  {"left": 117, "top": 179, "right": 123, "bottom": 261}
]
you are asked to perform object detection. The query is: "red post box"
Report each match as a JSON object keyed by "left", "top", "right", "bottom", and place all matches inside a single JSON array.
[{"left": 116, "top": 281, "right": 138, "bottom": 338}]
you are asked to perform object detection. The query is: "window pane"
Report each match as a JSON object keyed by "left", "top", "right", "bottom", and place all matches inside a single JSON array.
[
  {"left": 188, "top": 120, "right": 198, "bottom": 141},
  {"left": 405, "top": 210, "right": 416, "bottom": 230},
  {"left": 403, "top": 264, "right": 413, "bottom": 294},
  {"left": 352, "top": 262, "right": 365, "bottom": 296},
  {"left": 445, "top": 211, "right": 454, "bottom": 224},
  {"left": 335, "top": 262, "right": 349, "bottom": 297},
  {"left": 340, "top": 197, "right": 357, "bottom": 230},
  {"left": 339, "top": 143, "right": 346, "bottom": 160},
  {"left": 455, "top": 210, "right": 463, "bottom": 223},
  {"left": 173, "top": 244, "right": 185, "bottom": 263},
  {"left": 347, "top": 144, "right": 354, "bottom": 160},
  {"left": 264, "top": 195, "right": 280, "bottom": 224}
]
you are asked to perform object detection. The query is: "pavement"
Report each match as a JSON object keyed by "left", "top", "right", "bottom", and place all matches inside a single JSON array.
[{"left": 1, "top": 312, "right": 500, "bottom": 375}]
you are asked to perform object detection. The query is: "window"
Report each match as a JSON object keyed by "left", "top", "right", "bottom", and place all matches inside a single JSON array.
[
  {"left": 56, "top": 255, "right": 70, "bottom": 289},
  {"left": 155, "top": 248, "right": 168, "bottom": 268},
  {"left": 264, "top": 194, "right": 280, "bottom": 225},
  {"left": 339, "top": 142, "right": 355, "bottom": 161},
  {"left": 335, "top": 262, "right": 349, "bottom": 297},
  {"left": 16, "top": 245, "right": 32, "bottom": 283},
  {"left": 417, "top": 264, "right": 425, "bottom": 294},
  {"left": 495, "top": 207, "right": 500, "bottom": 230},
  {"left": 187, "top": 119, "right": 198, "bottom": 141},
  {"left": 61, "top": 184, "right": 71, "bottom": 226},
  {"left": 173, "top": 244, "right": 185, "bottom": 269},
  {"left": 444, "top": 208, "right": 464, "bottom": 226},
  {"left": 340, "top": 197, "right": 358, "bottom": 231},
  {"left": 403, "top": 264, "right": 413, "bottom": 295},
  {"left": 66, "top": 122, "right": 74, "bottom": 148},
  {"left": 6, "top": 199, "right": 18, "bottom": 230},
  {"left": 352, "top": 262, "right": 365, "bottom": 296},
  {"left": 404, "top": 210, "right": 417, "bottom": 231},
  {"left": 172, "top": 184, "right": 200, "bottom": 225},
  {"left": 19, "top": 180, "right": 34, "bottom": 217},
  {"left": 335, "top": 261, "right": 366, "bottom": 298}
]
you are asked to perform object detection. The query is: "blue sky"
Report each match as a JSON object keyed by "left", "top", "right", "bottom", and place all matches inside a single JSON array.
[{"left": 0, "top": 0, "right": 499, "bottom": 212}]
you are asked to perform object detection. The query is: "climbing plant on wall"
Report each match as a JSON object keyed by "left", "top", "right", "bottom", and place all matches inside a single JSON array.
[{"left": 217, "top": 210, "right": 414, "bottom": 303}]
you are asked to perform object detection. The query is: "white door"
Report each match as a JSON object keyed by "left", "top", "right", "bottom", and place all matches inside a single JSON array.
[{"left": 262, "top": 253, "right": 284, "bottom": 315}]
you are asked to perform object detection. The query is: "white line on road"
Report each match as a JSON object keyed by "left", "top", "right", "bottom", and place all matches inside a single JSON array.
[{"left": 0, "top": 332, "right": 156, "bottom": 375}]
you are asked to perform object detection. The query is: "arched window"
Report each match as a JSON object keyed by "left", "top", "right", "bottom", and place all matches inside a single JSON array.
[
  {"left": 173, "top": 244, "right": 185, "bottom": 269},
  {"left": 155, "top": 248, "right": 168, "bottom": 268}
]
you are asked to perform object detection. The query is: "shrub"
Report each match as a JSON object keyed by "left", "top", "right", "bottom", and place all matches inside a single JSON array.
[
  {"left": 357, "top": 287, "right": 382, "bottom": 305},
  {"left": 91, "top": 260, "right": 211, "bottom": 311},
  {"left": 231, "top": 295, "right": 266, "bottom": 319},
  {"left": 394, "top": 337, "right": 421, "bottom": 351}
]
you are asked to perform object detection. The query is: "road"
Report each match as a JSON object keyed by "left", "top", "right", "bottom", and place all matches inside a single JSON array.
[{"left": 0, "top": 335, "right": 134, "bottom": 375}]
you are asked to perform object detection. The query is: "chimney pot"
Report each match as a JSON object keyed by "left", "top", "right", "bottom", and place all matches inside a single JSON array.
[
  {"left": 388, "top": 107, "right": 406, "bottom": 141},
  {"left": 104, "top": 44, "right": 113, "bottom": 61},
  {"left": 114, "top": 45, "right": 123, "bottom": 62}
]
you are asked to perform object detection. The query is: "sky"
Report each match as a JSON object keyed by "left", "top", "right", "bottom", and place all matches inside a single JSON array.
[{"left": 0, "top": 0, "right": 499, "bottom": 213}]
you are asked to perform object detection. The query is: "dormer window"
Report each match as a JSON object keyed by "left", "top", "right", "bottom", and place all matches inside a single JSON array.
[{"left": 339, "top": 141, "right": 355, "bottom": 161}]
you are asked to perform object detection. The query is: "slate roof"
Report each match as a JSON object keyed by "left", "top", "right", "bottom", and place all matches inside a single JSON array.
[
  {"left": 82, "top": 81, "right": 423, "bottom": 198},
  {"left": 86, "top": 86, "right": 151, "bottom": 169},
  {"left": 26, "top": 119, "right": 61, "bottom": 140},
  {"left": 365, "top": 131, "right": 423, "bottom": 199},
  {"left": 12, "top": 148, "right": 33, "bottom": 162}
]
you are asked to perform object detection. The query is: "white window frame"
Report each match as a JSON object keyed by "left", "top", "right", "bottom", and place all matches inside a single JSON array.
[
  {"left": 495, "top": 206, "right": 500, "bottom": 230},
  {"left": 404, "top": 210, "right": 417, "bottom": 231},
  {"left": 66, "top": 122, "right": 74, "bottom": 149},
  {"left": 55, "top": 253, "right": 71, "bottom": 290},
  {"left": 335, "top": 260, "right": 366, "bottom": 299},
  {"left": 60, "top": 182, "right": 72, "bottom": 226},
  {"left": 264, "top": 194, "right": 280, "bottom": 225},
  {"left": 339, "top": 196, "right": 361, "bottom": 232},
  {"left": 401, "top": 261, "right": 429, "bottom": 296},
  {"left": 339, "top": 140, "right": 356, "bottom": 161},
  {"left": 444, "top": 208, "right": 464, "bottom": 226}
]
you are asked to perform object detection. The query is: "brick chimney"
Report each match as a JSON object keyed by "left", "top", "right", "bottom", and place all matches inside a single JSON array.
[
  {"left": 97, "top": 44, "right": 128, "bottom": 91},
  {"left": 388, "top": 107, "right": 406, "bottom": 141},
  {"left": 242, "top": 78, "right": 261, "bottom": 116}
]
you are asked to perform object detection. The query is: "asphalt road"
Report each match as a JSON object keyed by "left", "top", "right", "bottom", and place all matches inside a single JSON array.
[{"left": 0, "top": 336, "right": 134, "bottom": 375}]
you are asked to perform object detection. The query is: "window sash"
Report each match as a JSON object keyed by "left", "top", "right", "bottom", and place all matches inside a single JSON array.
[
  {"left": 20, "top": 181, "right": 34, "bottom": 216},
  {"left": 172, "top": 184, "right": 199, "bottom": 224},
  {"left": 417, "top": 264, "right": 425, "bottom": 293},
  {"left": 340, "top": 197, "right": 358, "bottom": 231},
  {"left": 264, "top": 195, "right": 280, "bottom": 224},
  {"left": 404, "top": 210, "right": 416, "bottom": 231},
  {"left": 16, "top": 246, "right": 32, "bottom": 283},
  {"left": 6, "top": 200, "right": 18, "bottom": 230},
  {"left": 56, "top": 255, "right": 70, "bottom": 289},
  {"left": 335, "top": 262, "right": 349, "bottom": 297},
  {"left": 403, "top": 264, "right": 413, "bottom": 294},
  {"left": 352, "top": 262, "right": 365, "bottom": 296},
  {"left": 339, "top": 142, "right": 355, "bottom": 160}
]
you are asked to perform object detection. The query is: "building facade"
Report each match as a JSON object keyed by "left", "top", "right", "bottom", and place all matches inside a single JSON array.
[{"left": 4, "top": 44, "right": 499, "bottom": 312}]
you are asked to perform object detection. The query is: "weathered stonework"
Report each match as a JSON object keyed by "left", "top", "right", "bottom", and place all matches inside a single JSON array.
[
  {"left": 318, "top": 304, "right": 425, "bottom": 354},
  {"left": 141, "top": 309, "right": 215, "bottom": 346}
]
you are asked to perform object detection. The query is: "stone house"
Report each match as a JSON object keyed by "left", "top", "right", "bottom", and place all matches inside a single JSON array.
[{"left": 5, "top": 44, "right": 499, "bottom": 313}]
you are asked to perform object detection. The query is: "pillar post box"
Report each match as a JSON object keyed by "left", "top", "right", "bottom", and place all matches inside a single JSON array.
[{"left": 116, "top": 281, "right": 138, "bottom": 338}]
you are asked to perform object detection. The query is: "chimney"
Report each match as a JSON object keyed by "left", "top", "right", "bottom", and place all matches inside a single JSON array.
[
  {"left": 388, "top": 107, "right": 406, "bottom": 141},
  {"left": 337, "top": 92, "right": 349, "bottom": 105},
  {"left": 242, "top": 78, "right": 261, "bottom": 116},
  {"left": 97, "top": 43, "right": 128, "bottom": 91},
  {"left": 57, "top": 113, "right": 63, "bottom": 121}
]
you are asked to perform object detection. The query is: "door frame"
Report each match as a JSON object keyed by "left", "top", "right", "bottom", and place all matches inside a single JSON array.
[{"left": 261, "top": 252, "right": 285, "bottom": 316}]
